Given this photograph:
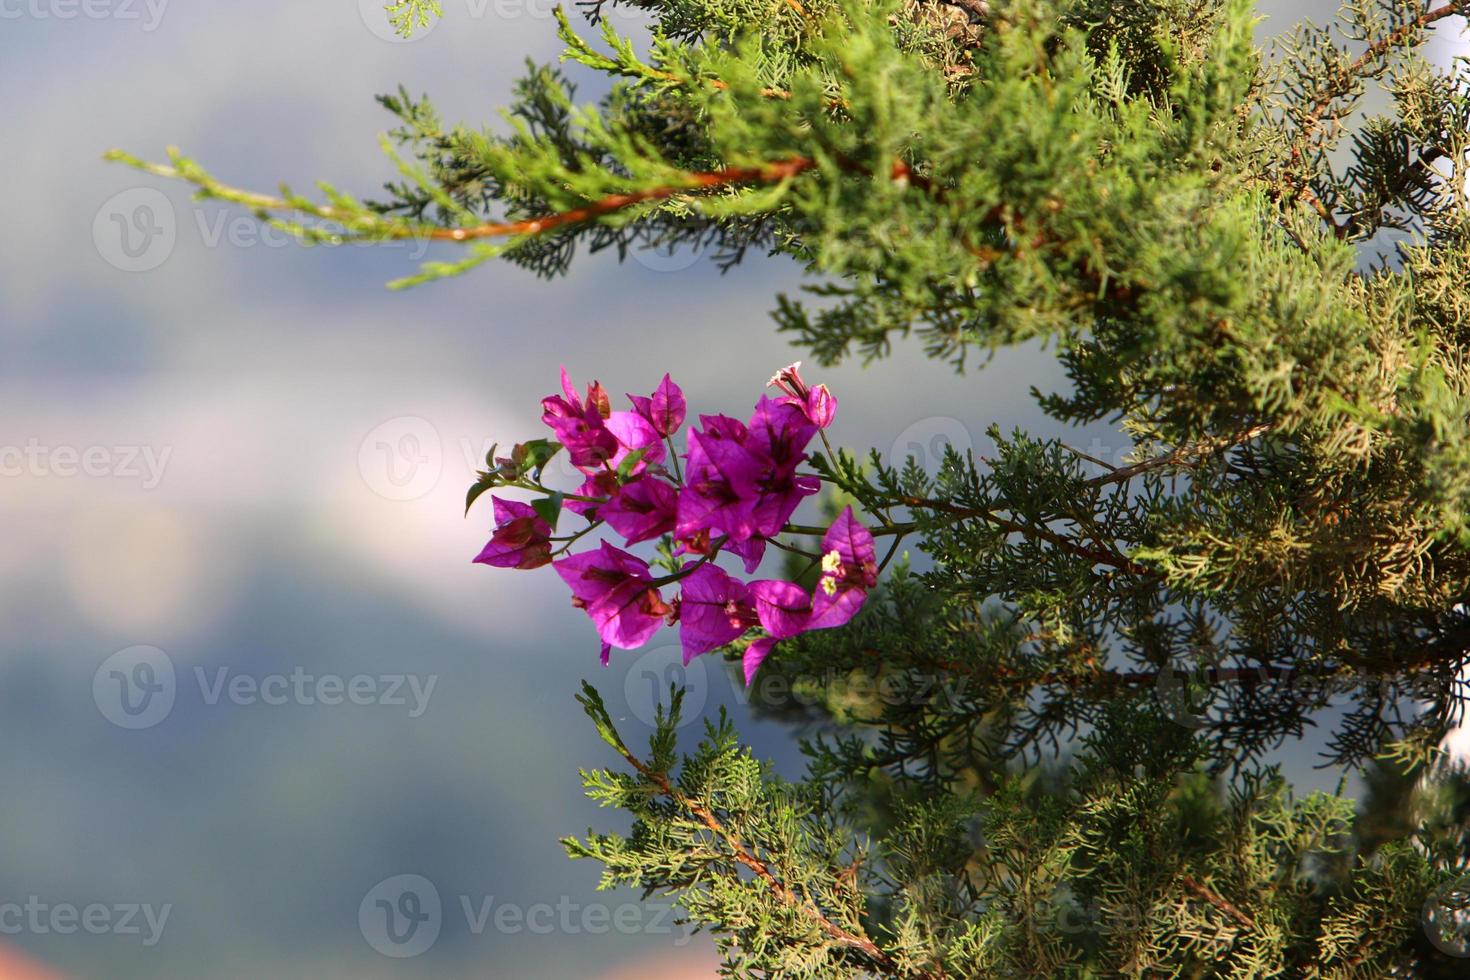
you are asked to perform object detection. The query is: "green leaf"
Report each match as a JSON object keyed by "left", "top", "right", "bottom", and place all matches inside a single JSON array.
[
  {"left": 516, "top": 438, "right": 562, "bottom": 478},
  {"left": 616, "top": 446, "right": 651, "bottom": 480},
  {"left": 466, "top": 471, "right": 498, "bottom": 516},
  {"left": 532, "top": 492, "right": 564, "bottom": 530}
]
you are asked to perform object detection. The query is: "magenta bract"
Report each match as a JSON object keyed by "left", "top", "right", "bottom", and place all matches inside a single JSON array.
[{"left": 473, "top": 496, "right": 554, "bottom": 570}]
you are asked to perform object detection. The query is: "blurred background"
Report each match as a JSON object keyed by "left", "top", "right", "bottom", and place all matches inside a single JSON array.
[{"left": 0, "top": 1, "right": 1462, "bottom": 977}]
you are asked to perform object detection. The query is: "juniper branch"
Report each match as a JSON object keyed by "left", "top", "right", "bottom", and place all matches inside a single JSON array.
[
  {"left": 105, "top": 148, "right": 817, "bottom": 243},
  {"left": 1283, "top": 1, "right": 1464, "bottom": 227},
  {"left": 579, "top": 683, "right": 945, "bottom": 979}
]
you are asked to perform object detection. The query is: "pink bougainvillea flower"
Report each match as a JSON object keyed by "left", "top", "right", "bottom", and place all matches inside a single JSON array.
[
  {"left": 743, "top": 396, "right": 821, "bottom": 537},
  {"left": 489, "top": 368, "right": 860, "bottom": 679},
  {"left": 804, "top": 385, "right": 837, "bottom": 429},
  {"left": 543, "top": 368, "right": 667, "bottom": 475},
  {"left": 670, "top": 530, "right": 764, "bottom": 574},
  {"left": 676, "top": 401, "right": 818, "bottom": 546},
  {"left": 564, "top": 470, "right": 620, "bottom": 520},
  {"left": 748, "top": 579, "right": 817, "bottom": 639},
  {"left": 628, "top": 374, "right": 686, "bottom": 438},
  {"left": 743, "top": 579, "right": 816, "bottom": 685},
  {"left": 472, "top": 497, "right": 553, "bottom": 570},
  {"left": 675, "top": 564, "right": 758, "bottom": 665},
  {"left": 542, "top": 367, "right": 618, "bottom": 470},
  {"left": 741, "top": 638, "right": 779, "bottom": 686},
  {"left": 738, "top": 508, "right": 876, "bottom": 684},
  {"left": 554, "top": 541, "right": 671, "bottom": 664},
  {"left": 600, "top": 475, "right": 678, "bottom": 545},
  {"left": 677, "top": 417, "right": 762, "bottom": 542},
  {"left": 723, "top": 534, "right": 767, "bottom": 574},
  {"left": 604, "top": 410, "right": 666, "bottom": 472},
  {"left": 769, "top": 361, "right": 837, "bottom": 429},
  {"left": 673, "top": 528, "right": 713, "bottom": 557},
  {"left": 810, "top": 506, "right": 878, "bottom": 629},
  {"left": 745, "top": 395, "right": 817, "bottom": 467}
]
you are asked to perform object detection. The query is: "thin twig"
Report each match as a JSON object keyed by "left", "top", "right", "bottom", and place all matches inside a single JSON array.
[
  {"left": 895, "top": 495, "right": 1152, "bottom": 576},
  {"left": 1181, "top": 874, "right": 1256, "bottom": 930},
  {"left": 1084, "top": 424, "right": 1272, "bottom": 488}
]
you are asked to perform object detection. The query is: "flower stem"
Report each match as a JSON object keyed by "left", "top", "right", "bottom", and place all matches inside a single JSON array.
[
  {"left": 649, "top": 536, "right": 729, "bottom": 586},
  {"left": 550, "top": 521, "right": 602, "bottom": 557}
]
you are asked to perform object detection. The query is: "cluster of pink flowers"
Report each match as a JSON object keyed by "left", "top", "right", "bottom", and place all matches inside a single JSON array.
[{"left": 473, "top": 364, "right": 875, "bottom": 684}]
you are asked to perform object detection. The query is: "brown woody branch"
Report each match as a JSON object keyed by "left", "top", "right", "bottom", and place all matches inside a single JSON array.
[
  {"left": 918, "top": 657, "right": 1336, "bottom": 695},
  {"left": 435, "top": 158, "right": 816, "bottom": 240},
  {"left": 918, "top": 626, "right": 1469, "bottom": 701}
]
